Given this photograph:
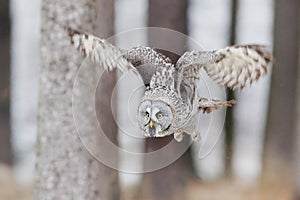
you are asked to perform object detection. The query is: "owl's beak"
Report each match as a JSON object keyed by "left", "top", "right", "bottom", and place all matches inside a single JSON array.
[{"left": 149, "top": 120, "right": 155, "bottom": 128}]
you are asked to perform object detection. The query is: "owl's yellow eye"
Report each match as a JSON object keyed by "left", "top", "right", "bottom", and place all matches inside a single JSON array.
[
  {"left": 157, "top": 113, "right": 163, "bottom": 119},
  {"left": 145, "top": 112, "right": 150, "bottom": 119}
]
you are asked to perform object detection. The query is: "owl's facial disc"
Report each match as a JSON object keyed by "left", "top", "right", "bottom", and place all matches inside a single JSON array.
[{"left": 137, "top": 100, "right": 173, "bottom": 137}]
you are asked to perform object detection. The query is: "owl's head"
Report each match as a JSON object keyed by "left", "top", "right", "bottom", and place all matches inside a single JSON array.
[{"left": 137, "top": 100, "right": 174, "bottom": 137}]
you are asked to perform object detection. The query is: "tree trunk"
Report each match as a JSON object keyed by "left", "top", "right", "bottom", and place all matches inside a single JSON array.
[
  {"left": 95, "top": 0, "right": 119, "bottom": 199},
  {"left": 224, "top": 0, "right": 239, "bottom": 177},
  {"left": 148, "top": 0, "right": 187, "bottom": 55},
  {"left": 142, "top": 1, "right": 193, "bottom": 200},
  {"left": 294, "top": 10, "right": 300, "bottom": 200},
  {"left": 263, "top": 0, "right": 299, "bottom": 188},
  {"left": 295, "top": 62, "right": 300, "bottom": 199},
  {"left": 0, "top": 0, "right": 12, "bottom": 165},
  {"left": 35, "top": 0, "right": 118, "bottom": 199}
]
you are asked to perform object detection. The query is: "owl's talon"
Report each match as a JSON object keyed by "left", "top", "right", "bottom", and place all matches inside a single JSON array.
[
  {"left": 198, "top": 98, "right": 236, "bottom": 114},
  {"left": 191, "top": 131, "right": 201, "bottom": 142},
  {"left": 174, "top": 132, "right": 184, "bottom": 142}
]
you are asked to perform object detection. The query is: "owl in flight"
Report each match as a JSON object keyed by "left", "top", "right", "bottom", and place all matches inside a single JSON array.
[{"left": 66, "top": 27, "right": 273, "bottom": 142}]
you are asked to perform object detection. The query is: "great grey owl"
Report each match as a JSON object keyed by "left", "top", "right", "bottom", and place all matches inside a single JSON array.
[{"left": 66, "top": 27, "right": 273, "bottom": 142}]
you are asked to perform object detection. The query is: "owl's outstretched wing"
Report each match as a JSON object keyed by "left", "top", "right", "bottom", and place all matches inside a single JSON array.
[
  {"left": 176, "top": 45, "right": 273, "bottom": 91},
  {"left": 66, "top": 27, "right": 135, "bottom": 73},
  {"left": 66, "top": 27, "right": 172, "bottom": 85}
]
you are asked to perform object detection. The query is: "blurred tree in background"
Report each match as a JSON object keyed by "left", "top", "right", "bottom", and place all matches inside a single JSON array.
[
  {"left": 263, "top": 0, "right": 299, "bottom": 190},
  {"left": 293, "top": 1, "right": 300, "bottom": 199},
  {"left": 142, "top": 1, "right": 194, "bottom": 200},
  {"left": 224, "top": 0, "right": 238, "bottom": 177},
  {"left": 35, "top": 0, "right": 118, "bottom": 199},
  {"left": 296, "top": 47, "right": 300, "bottom": 199},
  {"left": 0, "top": 0, "right": 12, "bottom": 165},
  {"left": 95, "top": 0, "right": 119, "bottom": 199},
  {"left": 1, "top": 0, "right": 299, "bottom": 199}
]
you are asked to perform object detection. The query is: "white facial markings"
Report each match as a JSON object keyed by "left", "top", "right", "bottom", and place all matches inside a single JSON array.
[
  {"left": 72, "top": 35, "right": 80, "bottom": 48},
  {"left": 146, "top": 107, "right": 151, "bottom": 115},
  {"left": 143, "top": 107, "right": 151, "bottom": 122},
  {"left": 151, "top": 107, "right": 161, "bottom": 121},
  {"left": 139, "top": 101, "right": 167, "bottom": 136}
]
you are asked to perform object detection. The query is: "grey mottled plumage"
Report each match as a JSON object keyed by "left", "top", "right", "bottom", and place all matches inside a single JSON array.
[{"left": 66, "top": 27, "right": 273, "bottom": 142}]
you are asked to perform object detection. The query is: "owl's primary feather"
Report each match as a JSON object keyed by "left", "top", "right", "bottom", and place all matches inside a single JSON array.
[
  {"left": 66, "top": 26, "right": 273, "bottom": 142},
  {"left": 176, "top": 45, "right": 273, "bottom": 90},
  {"left": 66, "top": 27, "right": 170, "bottom": 82},
  {"left": 66, "top": 27, "right": 135, "bottom": 73}
]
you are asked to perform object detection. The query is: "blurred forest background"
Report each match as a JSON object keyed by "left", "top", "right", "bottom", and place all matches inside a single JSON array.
[{"left": 0, "top": 0, "right": 299, "bottom": 199}]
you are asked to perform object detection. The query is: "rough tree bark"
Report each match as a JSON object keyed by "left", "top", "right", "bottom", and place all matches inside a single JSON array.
[
  {"left": 0, "top": 0, "right": 12, "bottom": 165},
  {"left": 142, "top": 1, "right": 193, "bottom": 200},
  {"left": 263, "top": 0, "right": 299, "bottom": 189},
  {"left": 35, "top": 0, "right": 118, "bottom": 199}
]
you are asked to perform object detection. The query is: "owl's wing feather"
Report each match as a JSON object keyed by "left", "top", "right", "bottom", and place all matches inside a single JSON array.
[
  {"left": 149, "top": 64, "right": 176, "bottom": 90},
  {"left": 126, "top": 46, "right": 171, "bottom": 66},
  {"left": 125, "top": 46, "right": 172, "bottom": 85},
  {"left": 66, "top": 27, "right": 173, "bottom": 85},
  {"left": 176, "top": 45, "right": 273, "bottom": 90},
  {"left": 66, "top": 27, "right": 135, "bottom": 73}
]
